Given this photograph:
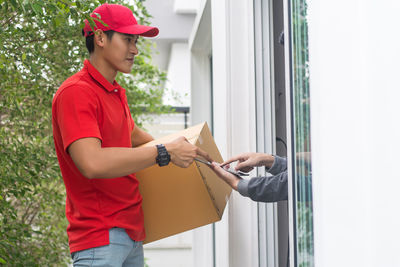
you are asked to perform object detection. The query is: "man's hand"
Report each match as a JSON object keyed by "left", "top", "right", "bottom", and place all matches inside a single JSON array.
[
  {"left": 165, "top": 136, "right": 212, "bottom": 168},
  {"left": 222, "top": 152, "right": 275, "bottom": 172},
  {"left": 210, "top": 162, "right": 241, "bottom": 190}
]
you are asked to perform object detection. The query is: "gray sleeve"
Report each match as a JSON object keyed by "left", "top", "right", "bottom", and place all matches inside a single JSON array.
[
  {"left": 237, "top": 171, "right": 288, "bottom": 203},
  {"left": 266, "top": 155, "right": 287, "bottom": 175}
]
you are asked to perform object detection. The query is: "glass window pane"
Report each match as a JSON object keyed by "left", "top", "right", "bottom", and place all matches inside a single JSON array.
[{"left": 290, "top": 0, "right": 314, "bottom": 266}]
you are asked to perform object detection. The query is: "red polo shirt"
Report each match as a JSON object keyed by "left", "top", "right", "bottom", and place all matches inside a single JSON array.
[{"left": 52, "top": 59, "right": 145, "bottom": 253}]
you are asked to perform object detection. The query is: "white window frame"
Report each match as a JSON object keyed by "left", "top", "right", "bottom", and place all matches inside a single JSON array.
[
  {"left": 189, "top": 1, "right": 214, "bottom": 267},
  {"left": 253, "top": 0, "right": 280, "bottom": 267}
]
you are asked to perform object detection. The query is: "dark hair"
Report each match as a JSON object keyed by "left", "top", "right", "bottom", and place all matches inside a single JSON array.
[{"left": 82, "top": 30, "right": 116, "bottom": 54}]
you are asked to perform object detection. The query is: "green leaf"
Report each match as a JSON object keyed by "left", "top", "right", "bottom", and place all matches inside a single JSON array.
[
  {"left": 93, "top": 12, "right": 101, "bottom": 19},
  {"left": 70, "top": 7, "right": 77, "bottom": 16},
  {"left": 9, "top": 0, "right": 17, "bottom": 10},
  {"left": 87, "top": 16, "right": 97, "bottom": 32},
  {"left": 16, "top": 0, "right": 25, "bottom": 13},
  {"left": 47, "top": 3, "right": 58, "bottom": 14},
  {"left": 0, "top": 257, "right": 6, "bottom": 264},
  {"left": 31, "top": 2, "right": 42, "bottom": 15},
  {"left": 21, "top": 53, "right": 26, "bottom": 61},
  {"left": 92, "top": 17, "right": 108, "bottom": 27},
  {"left": 54, "top": 16, "right": 62, "bottom": 27}
]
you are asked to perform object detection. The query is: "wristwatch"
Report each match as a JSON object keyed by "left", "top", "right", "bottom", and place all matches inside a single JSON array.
[{"left": 155, "top": 144, "right": 171, "bottom": 167}]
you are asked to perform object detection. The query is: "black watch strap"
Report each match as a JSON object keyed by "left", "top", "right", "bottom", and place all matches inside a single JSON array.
[{"left": 155, "top": 144, "right": 171, "bottom": 167}]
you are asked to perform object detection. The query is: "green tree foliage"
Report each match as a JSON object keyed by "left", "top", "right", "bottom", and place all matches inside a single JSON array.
[{"left": 0, "top": 0, "right": 166, "bottom": 265}]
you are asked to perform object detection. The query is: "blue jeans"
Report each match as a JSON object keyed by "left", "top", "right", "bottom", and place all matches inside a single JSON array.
[{"left": 71, "top": 228, "right": 144, "bottom": 267}]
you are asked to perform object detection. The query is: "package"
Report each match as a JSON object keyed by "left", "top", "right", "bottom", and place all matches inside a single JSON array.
[{"left": 136, "top": 122, "right": 232, "bottom": 244}]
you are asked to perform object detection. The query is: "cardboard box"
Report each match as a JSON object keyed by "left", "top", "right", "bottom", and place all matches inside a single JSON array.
[{"left": 136, "top": 122, "right": 232, "bottom": 244}]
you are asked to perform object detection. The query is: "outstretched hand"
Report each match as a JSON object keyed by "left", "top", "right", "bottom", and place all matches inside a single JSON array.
[
  {"left": 222, "top": 152, "right": 275, "bottom": 172},
  {"left": 210, "top": 162, "right": 241, "bottom": 190}
]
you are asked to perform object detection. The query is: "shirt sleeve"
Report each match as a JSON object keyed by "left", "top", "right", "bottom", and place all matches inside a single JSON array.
[
  {"left": 237, "top": 171, "right": 288, "bottom": 202},
  {"left": 266, "top": 155, "right": 287, "bottom": 175},
  {"left": 55, "top": 86, "right": 102, "bottom": 152}
]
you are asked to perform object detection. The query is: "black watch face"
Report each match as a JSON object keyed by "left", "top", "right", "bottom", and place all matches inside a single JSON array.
[
  {"left": 159, "top": 158, "right": 169, "bottom": 166},
  {"left": 156, "top": 145, "right": 170, "bottom": 166}
]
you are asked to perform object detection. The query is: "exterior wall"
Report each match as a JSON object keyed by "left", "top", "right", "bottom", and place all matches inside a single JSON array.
[
  {"left": 190, "top": 0, "right": 260, "bottom": 266},
  {"left": 144, "top": 233, "right": 193, "bottom": 267},
  {"left": 164, "top": 43, "right": 191, "bottom": 107},
  {"left": 141, "top": 1, "right": 197, "bottom": 267},
  {"left": 142, "top": 112, "right": 190, "bottom": 139},
  {"left": 211, "top": 0, "right": 259, "bottom": 266},
  {"left": 143, "top": 0, "right": 196, "bottom": 71},
  {"left": 308, "top": 1, "right": 400, "bottom": 267},
  {"left": 174, "top": 0, "right": 199, "bottom": 14},
  {"left": 189, "top": 2, "right": 214, "bottom": 266},
  {"left": 145, "top": 0, "right": 400, "bottom": 266}
]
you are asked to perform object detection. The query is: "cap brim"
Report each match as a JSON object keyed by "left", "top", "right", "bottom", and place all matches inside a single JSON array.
[{"left": 115, "top": 24, "right": 159, "bottom": 37}]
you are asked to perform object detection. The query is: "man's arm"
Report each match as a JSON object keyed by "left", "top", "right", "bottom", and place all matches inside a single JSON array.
[
  {"left": 131, "top": 125, "right": 154, "bottom": 147},
  {"left": 68, "top": 136, "right": 212, "bottom": 179},
  {"left": 238, "top": 155, "right": 288, "bottom": 202},
  {"left": 237, "top": 172, "right": 288, "bottom": 202},
  {"left": 211, "top": 155, "right": 289, "bottom": 203},
  {"left": 265, "top": 155, "right": 287, "bottom": 175}
]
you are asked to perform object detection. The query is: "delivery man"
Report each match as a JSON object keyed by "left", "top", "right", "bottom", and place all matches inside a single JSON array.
[{"left": 52, "top": 3, "right": 212, "bottom": 266}]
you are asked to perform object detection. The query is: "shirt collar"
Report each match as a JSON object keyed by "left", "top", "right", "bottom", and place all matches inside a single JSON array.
[{"left": 84, "top": 59, "right": 122, "bottom": 92}]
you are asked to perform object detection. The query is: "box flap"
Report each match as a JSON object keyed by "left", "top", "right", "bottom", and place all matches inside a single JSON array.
[{"left": 194, "top": 123, "right": 232, "bottom": 218}]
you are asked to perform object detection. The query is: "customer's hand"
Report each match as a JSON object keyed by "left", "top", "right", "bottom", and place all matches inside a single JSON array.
[
  {"left": 222, "top": 152, "right": 275, "bottom": 172},
  {"left": 165, "top": 136, "right": 212, "bottom": 168},
  {"left": 210, "top": 162, "right": 241, "bottom": 190}
]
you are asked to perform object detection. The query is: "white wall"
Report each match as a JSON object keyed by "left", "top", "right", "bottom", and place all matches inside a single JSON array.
[
  {"left": 210, "top": 0, "right": 259, "bottom": 267},
  {"left": 143, "top": 0, "right": 195, "bottom": 40},
  {"left": 188, "top": 2, "right": 215, "bottom": 267},
  {"left": 140, "top": 2, "right": 195, "bottom": 267},
  {"left": 142, "top": 0, "right": 196, "bottom": 71},
  {"left": 144, "top": 233, "right": 192, "bottom": 267},
  {"left": 164, "top": 43, "right": 191, "bottom": 107},
  {"left": 189, "top": 0, "right": 261, "bottom": 266},
  {"left": 308, "top": 1, "right": 400, "bottom": 266},
  {"left": 174, "top": 0, "right": 200, "bottom": 14}
]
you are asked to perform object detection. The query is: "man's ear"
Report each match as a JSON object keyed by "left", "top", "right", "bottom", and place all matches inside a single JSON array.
[{"left": 94, "top": 29, "right": 106, "bottom": 49}]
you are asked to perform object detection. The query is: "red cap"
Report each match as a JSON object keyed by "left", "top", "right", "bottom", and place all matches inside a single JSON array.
[{"left": 83, "top": 3, "right": 159, "bottom": 37}]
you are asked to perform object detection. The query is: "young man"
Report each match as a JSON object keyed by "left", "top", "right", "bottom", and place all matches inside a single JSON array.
[{"left": 52, "top": 3, "right": 212, "bottom": 266}]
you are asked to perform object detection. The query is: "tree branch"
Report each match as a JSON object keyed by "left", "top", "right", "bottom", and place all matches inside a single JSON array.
[
  {"left": 21, "top": 201, "right": 34, "bottom": 224},
  {"left": 1, "top": 13, "right": 18, "bottom": 28},
  {"left": 27, "top": 205, "right": 40, "bottom": 225}
]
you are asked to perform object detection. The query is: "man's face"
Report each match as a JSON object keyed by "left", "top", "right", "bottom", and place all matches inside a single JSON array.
[{"left": 102, "top": 32, "right": 139, "bottom": 74}]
